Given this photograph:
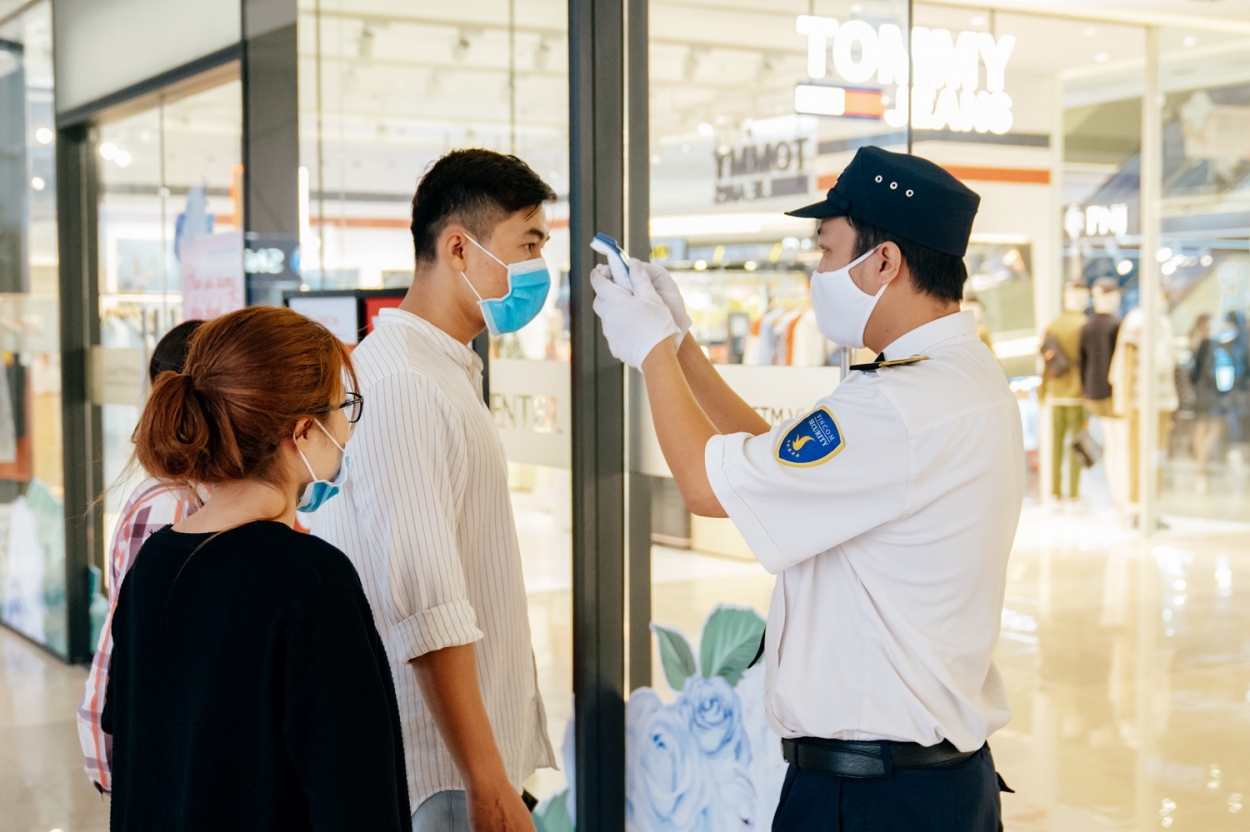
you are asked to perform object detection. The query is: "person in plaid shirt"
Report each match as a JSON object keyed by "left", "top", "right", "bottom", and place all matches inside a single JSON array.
[{"left": 77, "top": 320, "right": 204, "bottom": 793}]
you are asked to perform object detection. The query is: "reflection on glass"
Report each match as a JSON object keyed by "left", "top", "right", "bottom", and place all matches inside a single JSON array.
[
  {"left": 298, "top": 0, "right": 574, "bottom": 802},
  {"left": 0, "top": 1, "right": 68, "bottom": 656},
  {"left": 95, "top": 77, "right": 243, "bottom": 590}
]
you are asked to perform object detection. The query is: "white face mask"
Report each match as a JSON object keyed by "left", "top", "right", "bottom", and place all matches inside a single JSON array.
[{"left": 810, "top": 245, "right": 883, "bottom": 349}]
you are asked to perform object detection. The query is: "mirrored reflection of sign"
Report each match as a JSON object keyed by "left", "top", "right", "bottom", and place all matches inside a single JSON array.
[
  {"left": 490, "top": 359, "right": 570, "bottom": 469},
  {"left": 288, "top": 295, "right": 359, "bottom": 345},
  {"left": 638, "top": 365, "right": 841, "bottom": 478},
  {"left": 713, "top": 117, "right": 816, "bottom": 205},
  {"left": 182, "top": 230, "right": 245, "bottom": 321},
  {"left": 1064, "top": 203, "right": 1130, "bottom": 239},
  {"left": 90, "top": 345, "right": 145, "bottom": 406},
  {"left": 795, "top": 15, "right": 1015, "bottom": 134}
]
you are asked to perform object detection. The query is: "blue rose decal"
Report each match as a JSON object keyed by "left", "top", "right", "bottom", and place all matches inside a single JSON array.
[
  {"left": 680, "top": 676, "right": 750, "bottom": 764},
  {"left": 627, "top": 690, "right": 712, "bottom": 831}
]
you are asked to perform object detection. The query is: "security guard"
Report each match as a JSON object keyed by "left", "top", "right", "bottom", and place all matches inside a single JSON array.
[{"left": 590, "top": 145, "right": 1023, "bottom": 830}]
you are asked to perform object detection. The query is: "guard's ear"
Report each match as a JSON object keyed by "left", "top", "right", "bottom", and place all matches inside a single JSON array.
[{"left": 876, "top": 240, "right": 905, "bottom": 287}]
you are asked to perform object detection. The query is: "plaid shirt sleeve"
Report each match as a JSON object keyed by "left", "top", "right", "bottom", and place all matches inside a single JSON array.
[{"left": 77, "top": 482, "right": 200, "bottom": 794}]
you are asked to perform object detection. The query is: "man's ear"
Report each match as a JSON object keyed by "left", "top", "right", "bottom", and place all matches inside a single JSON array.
[
  {"left": 877, "top": 241, "right": 905, "bottom": 287},
  {"left": 439, "top": 225, "right": 471, "bottom": 272}
]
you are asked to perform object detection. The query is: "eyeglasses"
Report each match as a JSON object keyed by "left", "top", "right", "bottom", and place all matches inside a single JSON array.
[{"left": 317, "top": 392, "right": 364, "bottom": 424}]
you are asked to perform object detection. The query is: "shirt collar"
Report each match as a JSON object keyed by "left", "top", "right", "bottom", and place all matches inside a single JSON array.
[
  {"left": 881, "top": 310, "right": 977, "bottom": 361},
  {"left": 376, "top": 308, "right": 483, "bottom": 374}
]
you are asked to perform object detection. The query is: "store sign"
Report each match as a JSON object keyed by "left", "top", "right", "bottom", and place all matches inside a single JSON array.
[
  {"left": 1064, "top": 203, "right": 1129, "bottom": 239},
  {"left": 714, "top": 137, "right": 812, "bottom": 204},
  {"left": 795, "top": 15, "right": 1016, "bottom": 135}
]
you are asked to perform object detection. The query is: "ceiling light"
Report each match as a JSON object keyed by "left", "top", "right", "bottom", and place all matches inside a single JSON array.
[
  {"left": 1183, "top": 36, "right": 1197, "bottom": 48},
  {"left": 697, "top": 122, "right": 714, "bottom": 137},
  {"left": 694, "top": 260, "right": 708, "bottom": 271},
  {"left": 99, "top": 141, "right": 117, "bottom": 160},
  {"left": 1094, "top": 53, "right": 1111, "bottom": 63},
  {"left": 971, "top": 15, "right": 987, "bottom": 26},
  {"left": 1083, "top": 26, "right": 1098, "bottom": 37},
  {"left": 115, "top": 150, "right": 132, "bottom": 167},
  {"left": 1116, "top": 259, "right": 1133, "bottom": 275},
  {"left": 1201, "top": 254, "right": 1214, "bottom": 267},
  {"left": 34, "top": 127, "right": 53, "bottom": 145},
  {"left": 30, "top": 176, "right": 45, "bottom": 191},
  {"left": 1157, "top": 247, "right": 1173, "bottom": 262},
  {"left": 744, "top": 260, "right": 758, "bottom": 271}
]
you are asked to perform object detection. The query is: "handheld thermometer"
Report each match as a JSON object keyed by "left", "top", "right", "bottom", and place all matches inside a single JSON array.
[{"left": 590, "top": 233, "right": 631, "bottom": 288}]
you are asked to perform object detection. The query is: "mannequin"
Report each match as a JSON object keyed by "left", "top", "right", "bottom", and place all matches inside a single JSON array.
[
  {"left": 1081, "top": 279, "right": 1126, "bottom": 506},
  {"left": 1041, "top": 283, "right": 1090, "bottom": 504},
  {"left": 1110, "top": 307, "right": 1179, "bottom": 509}
]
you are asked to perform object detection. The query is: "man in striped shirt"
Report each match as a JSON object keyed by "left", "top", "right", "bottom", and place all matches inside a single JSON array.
[
  {"left": 77, "top": 320, "right": 205, "bottom": 793},
  {"left": 315, "top": 150, "right": 557, "bottom": 832}
]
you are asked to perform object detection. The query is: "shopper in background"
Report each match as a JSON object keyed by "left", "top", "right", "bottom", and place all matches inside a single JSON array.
[
  {"left": 590, "top": 146, "right": 1022, "bottom": 831},
  {"left": 1189, "top": 314, "right": 1225, "bottom": 486},
  {"left": 1040, "top": 282, "right": 1090, "bottom": 508},
  {"left": 314, "top": 149, "right": 556, "bottom": 832},
  {"left": 77, "top": 318, "right": 205, "bottom": 794},
  {"left": 103, "top": 306, "right": 409, "bottom": 832}
]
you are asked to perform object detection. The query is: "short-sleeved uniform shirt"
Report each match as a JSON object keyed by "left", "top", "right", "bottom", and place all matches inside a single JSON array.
[
  {"left": 705, "top": 311, "right": 1024, "bottom": 751},
  {"left": 314, "top": 309, "right": 555, "bottom": 812}
]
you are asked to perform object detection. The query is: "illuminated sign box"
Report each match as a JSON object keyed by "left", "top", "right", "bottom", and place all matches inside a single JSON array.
[{"left": 795, "top": 84, "right": 886, "bottom": 119}]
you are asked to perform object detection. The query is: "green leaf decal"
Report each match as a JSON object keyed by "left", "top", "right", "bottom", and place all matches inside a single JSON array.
[
  {"left": 699, "top": 605, "right": 766, "bottom": 687},
  {"left": 533, "top": 789, "right": 574, "bottom": 832},
  {"left": 651, "top": 623, "right": 697, "bottom": 692}
]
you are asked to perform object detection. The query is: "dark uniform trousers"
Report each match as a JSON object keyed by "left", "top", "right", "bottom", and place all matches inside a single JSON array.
[{"left": 771, "top": 744, "right": 1009, "bottom": 831}]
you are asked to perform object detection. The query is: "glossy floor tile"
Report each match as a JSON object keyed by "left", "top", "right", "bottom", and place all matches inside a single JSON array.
[{"left": 0, "top": 630, "right": 109, "bottom": 832}]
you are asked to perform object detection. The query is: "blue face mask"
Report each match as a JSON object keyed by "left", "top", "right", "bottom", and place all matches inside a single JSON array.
[
  {"left": 461, "top": 235, "right": 552, "bottom": 336},
  {"left": 296, "top": 420, "right": 349, "bottom": 513}
]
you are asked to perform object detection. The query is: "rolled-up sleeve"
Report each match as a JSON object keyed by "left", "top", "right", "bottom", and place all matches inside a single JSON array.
[
  {"left": 705, "top": 378, "right": 911, "bottom": 574},
  {"left": 349, "top": 370, "right": 484, "bottom": 660}
]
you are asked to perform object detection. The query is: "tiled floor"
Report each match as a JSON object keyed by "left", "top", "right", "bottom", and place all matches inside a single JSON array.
[
  {"left": 3, "top": 505, "right": 1249, "bottom": 831},
  {"left": 0, "top": 632, "right": 108, "bottom": 832}
]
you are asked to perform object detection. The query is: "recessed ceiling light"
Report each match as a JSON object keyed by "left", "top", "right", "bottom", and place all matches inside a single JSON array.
[
  {"left": 1083, "top": 27, "right": 1098, "bottom": 37},
  {"left": 697, "top": 122, "right": 714, "bottom": 136},
  {"left": 1183, "top": 36, "right": 1197, "bottom": 47},
  {"left": 34, "top": 127, "right": 53, "bottom": 145},
  {"left": 30, "top": 176, "right": 45, "bottom": 191},
  {"left": 971, "top": 15, "right": 987, "bottom": 26},
  {"left": 1094, "top": 52, "right": 1111, "bottom": 63}
]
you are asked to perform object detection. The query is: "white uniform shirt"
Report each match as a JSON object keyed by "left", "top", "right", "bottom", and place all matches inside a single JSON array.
[
  {"left": 314, "top": 309, "right": 555, "bottom": 811},
  {"left": 705, "top": 311, "right": 1023, "bottom": 751}
]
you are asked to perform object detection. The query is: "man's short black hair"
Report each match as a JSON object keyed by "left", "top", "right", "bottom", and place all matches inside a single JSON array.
[
  {"left": 847, "top": 216, "right": 968, "bottom": 304},
  {"left": 410, "top": 149, "right": 557, "bottom": 264}
]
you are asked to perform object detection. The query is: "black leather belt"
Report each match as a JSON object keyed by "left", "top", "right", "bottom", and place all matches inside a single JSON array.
[{"left": 781, "top": 737, "right": 977, "bottom": 778}]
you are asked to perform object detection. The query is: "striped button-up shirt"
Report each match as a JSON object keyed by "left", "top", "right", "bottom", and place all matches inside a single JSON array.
[
  {"left": 77, "top": 478, "right": 200, "bottom": 793},
  {"left": 314, "top": 308, "right": 555, "bottom": 812}
]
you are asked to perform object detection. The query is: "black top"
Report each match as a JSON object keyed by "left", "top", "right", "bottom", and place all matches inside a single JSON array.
[
  {"left": 1079, "top": 313, "right": 1121, "bottom": 402},
  {"left": 103, "top": 521, "right": 410, "bottom": 832}
]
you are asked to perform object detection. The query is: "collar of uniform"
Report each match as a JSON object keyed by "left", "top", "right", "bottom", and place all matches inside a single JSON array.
[
  {"left": 881, "top": 310, "right": 977, "bottom": 362},
  {"left": 375, "top": 308, "right": 483, "bottom": 374}
]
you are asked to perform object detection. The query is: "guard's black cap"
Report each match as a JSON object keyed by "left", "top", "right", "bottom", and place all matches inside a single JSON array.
[{"left": 786, "top": 146, "right": 980, "bottom": 258}]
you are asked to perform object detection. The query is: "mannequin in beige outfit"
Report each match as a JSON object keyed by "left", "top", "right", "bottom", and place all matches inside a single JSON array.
[{"left": 1110, "top": 308, "right": 1179, "bottom": 507}]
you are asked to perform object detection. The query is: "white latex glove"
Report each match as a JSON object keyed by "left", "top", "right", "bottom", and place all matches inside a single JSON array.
[
  {"left": 590, "top": 264, "right": 680, "bottom": 369},
  {"left": 630, "top": 259, "right": 692, "bottom": 346}
]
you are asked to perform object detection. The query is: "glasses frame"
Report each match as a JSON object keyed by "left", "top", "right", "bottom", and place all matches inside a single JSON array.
[{"left": 316, "top": 392, "right": 364, "bottom": 424}]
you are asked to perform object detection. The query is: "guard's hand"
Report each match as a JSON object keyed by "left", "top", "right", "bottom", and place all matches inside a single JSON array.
[
  {"left": 591, "top": 265, "right": 680, "bottom": 369},
  {"left": 631, "top": 259, "right": 692, "bottom": 346}
]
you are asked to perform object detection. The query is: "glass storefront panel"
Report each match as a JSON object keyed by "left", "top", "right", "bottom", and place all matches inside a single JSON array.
[
  {"left": 94, "top": 75, "right": 243, "bottom": 602},
  {"left": 0, "top": 0, "right": 68, "bottom": 656},
  {"left": 1154, "top": 27, "right": 1250, "bottom": 523},
  {"left": 297, "top": 0, "right": 574, "bottom": 804}
]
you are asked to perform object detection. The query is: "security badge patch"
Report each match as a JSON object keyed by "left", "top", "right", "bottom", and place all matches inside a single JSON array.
[{"left": 776, "top": 406, "right": 845, "bottom": 467}]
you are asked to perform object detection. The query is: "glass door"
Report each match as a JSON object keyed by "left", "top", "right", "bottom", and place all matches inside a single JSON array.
[{"left": 92, "top": 71, "right": 243, "bottom": 629}]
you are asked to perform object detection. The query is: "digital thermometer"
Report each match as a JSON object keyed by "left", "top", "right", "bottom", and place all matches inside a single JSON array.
[{"left": 590, "top": 233, "right": 631, "bottom": 288}]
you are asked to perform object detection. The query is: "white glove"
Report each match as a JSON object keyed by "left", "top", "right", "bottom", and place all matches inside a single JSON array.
[
  {"left": 590, "top": 265, "right": 680, "bottom": 369},
  {"left": 631, "top": 259, "right": 692, "bottom": 346}
]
